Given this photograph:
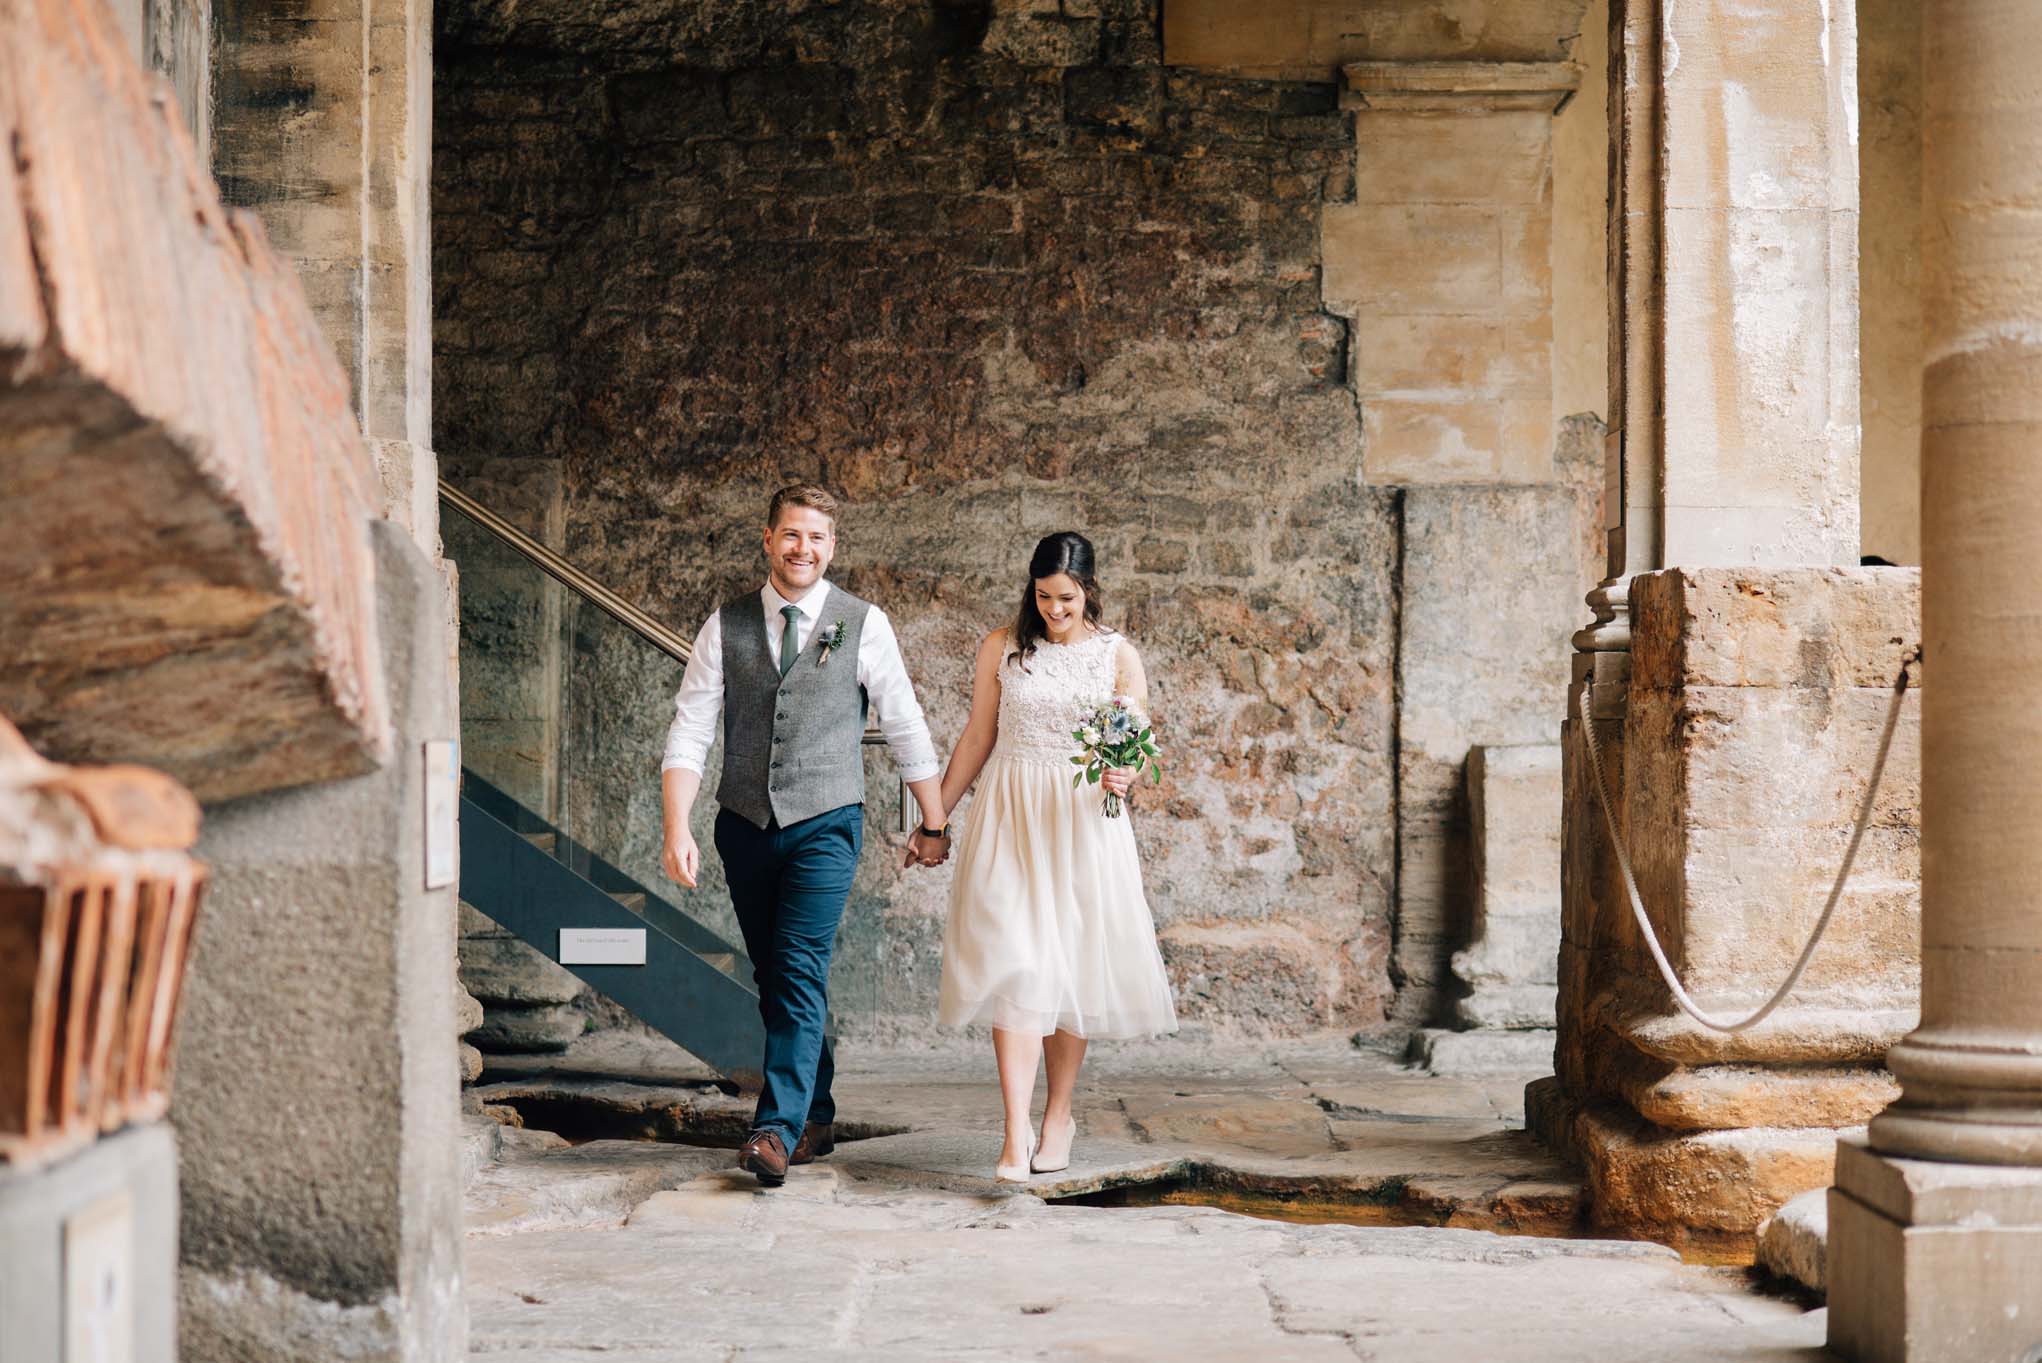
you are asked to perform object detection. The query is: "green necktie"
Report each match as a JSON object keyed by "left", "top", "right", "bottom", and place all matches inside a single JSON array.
[{"left": 778, "top": 604, "right": 802, "bottom": 678}]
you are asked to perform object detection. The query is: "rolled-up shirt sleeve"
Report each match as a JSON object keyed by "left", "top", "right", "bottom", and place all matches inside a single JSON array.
[
  {"left": 858, "top": 607, "right": 942, "bottom": 783},
  {"left": 660, "top": 612, "right": 725, "bottom": 776}
]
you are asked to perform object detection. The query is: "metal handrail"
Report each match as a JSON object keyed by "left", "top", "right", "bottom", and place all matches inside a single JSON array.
[
  {"left": 436, "top": 479, "right": 893, "bottom": 754},
  {"left": 439, "top": 480, "right": 694, "bottom": 664}
]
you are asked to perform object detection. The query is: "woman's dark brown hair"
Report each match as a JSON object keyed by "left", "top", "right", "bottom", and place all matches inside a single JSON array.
[{"left": 1010, "top": 531, "right": 1104, "bottom": 669}]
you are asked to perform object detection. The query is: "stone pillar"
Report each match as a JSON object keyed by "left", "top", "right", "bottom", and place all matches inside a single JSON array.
[
  {"left": 1575, "top": 0, "right": 1863, "bottom": 707},
  {"left": 1540, "top": 0, "right": 1885, "bottom": 1258},
  {"left": 1453, "top": 744, "right": 1562, "bottom": 1033},
  {"left": 172, "top": 5, "right": 463, "bottom": 1358},
  {"left": 1319, "top": 57, "right": 1602, "bottom": 1030},
  {"left": 1538, "top": 565, "right": 1921, "bottom": 1259},
  {"left": 179, "top": 525, "right": 463, "bottom": 1363},
  {"left": 211, "top": 0, "right": 438, "bottom": 551},
  {"left": 1828, "top": 2, "right": 2042, "bottom": 1355},
  {"left": 144, "top": 0, "right": 211, "bottom": 161}
]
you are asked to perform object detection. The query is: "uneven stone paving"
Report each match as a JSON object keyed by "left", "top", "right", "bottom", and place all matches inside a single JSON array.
[{"left": 464, "top": 1034, "right": 1828, "bottom": 1360}]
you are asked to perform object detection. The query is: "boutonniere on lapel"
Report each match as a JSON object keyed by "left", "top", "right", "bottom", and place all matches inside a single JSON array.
[{"left": 816, "top": 619, "right": 848, "bottom": 666}]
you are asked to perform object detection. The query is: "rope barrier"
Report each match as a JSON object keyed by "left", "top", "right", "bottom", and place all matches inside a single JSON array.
[{"left": 1576, "top": 646, "right": 1920, "bottom": 1034}]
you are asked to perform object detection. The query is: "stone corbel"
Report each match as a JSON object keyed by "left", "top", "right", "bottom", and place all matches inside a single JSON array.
[{"left": 1340, "top": 60, "right": 1582, "bottom": 114}]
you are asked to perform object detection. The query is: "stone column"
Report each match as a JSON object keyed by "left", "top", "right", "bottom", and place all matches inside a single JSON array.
[
  {"left": 1540, "top": 0, "right": 1888, "bottom": 1258},
  {"left": 143, "top": 0, "right": 211, "bottom": 161},
  {"left": 1575, "top": 0, "right": 1862, "bottom": 712},
  {"left": 1828, "top": 2, "right": 2042, "bottom": 1355},
  {"left": 212, "top": 0, "right": 438, "bottom": 551},
  {"left": 173, "top": 5, "right": 463, "bottom": 1358}
]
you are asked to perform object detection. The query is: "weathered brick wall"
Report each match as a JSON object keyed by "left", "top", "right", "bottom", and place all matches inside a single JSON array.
[{"left": 434, "top": 0, "right": 1592, "bottom": 1035}]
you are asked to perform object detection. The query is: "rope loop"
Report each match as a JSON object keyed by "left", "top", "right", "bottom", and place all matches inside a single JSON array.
[{"left": 1577, "top": 647, "right": 1919, "bottom": 1034}]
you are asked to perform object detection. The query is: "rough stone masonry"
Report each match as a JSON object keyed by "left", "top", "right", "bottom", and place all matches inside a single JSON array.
[{"left": 434, "top": 0, "right": 1601, "bottom": 1037}]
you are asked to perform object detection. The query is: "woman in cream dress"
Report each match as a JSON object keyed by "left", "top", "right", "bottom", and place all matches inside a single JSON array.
[{"left": 930, "top": 532, "right": 1178, "bottom": 1181}]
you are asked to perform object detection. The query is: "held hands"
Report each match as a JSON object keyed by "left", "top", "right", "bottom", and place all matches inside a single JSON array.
[
  {"left": 662, "top": 827, "right": 700, "bottom": 888},
  {"left": 903, "top": 826, "right": 951, "bottom": 870}
]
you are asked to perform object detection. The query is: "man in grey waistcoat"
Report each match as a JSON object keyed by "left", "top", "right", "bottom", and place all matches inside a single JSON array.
[{"left": 660, "top": 484, "right": 954, "bottom": 1185}]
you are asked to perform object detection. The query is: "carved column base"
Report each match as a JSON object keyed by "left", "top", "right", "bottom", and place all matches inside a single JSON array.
[
  {"left": 1829, "top": 1136, "right": 2042, "bottom": 1363},
  {"left": 1529, "top": 1082, "right": 1854, "bottom": 1263},
  {"left": 1543, "top": 568, "right": 1924, "bottom": 1260}
]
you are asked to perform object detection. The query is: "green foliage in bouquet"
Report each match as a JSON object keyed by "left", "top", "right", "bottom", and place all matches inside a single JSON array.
[{"left": 1070, "top": 695, "right": 1162, "bottom": 818}]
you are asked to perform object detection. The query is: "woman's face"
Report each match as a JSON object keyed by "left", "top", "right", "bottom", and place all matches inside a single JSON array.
[{"left": 1033, "top": 573, "right": 1087, "bottom": 636}]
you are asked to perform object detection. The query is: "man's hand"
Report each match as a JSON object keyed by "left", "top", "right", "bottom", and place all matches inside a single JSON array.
[
  {"left": 902, "top": 827, "right": 951, "bottom": 869},
  {"left": 662, "top": 826, "right": 701, "bottom": 887}
]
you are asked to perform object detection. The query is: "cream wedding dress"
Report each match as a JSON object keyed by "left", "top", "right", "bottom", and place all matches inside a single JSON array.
[{"left": 937, "top": 630, "right": 1179, "bottom": 1039}]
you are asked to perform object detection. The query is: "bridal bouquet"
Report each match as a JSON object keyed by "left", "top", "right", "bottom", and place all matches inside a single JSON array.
[{"left": 1071, "top": 696, "right": 1162, "bottom": 818}]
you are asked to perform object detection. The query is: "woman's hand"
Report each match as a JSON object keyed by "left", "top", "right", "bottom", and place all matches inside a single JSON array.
[
  {"left": 1101, "top": 766, "right": 1137, "bottom": 799},
  {"left": 903, "top": 826, "right": 951, "bottom": 869}
]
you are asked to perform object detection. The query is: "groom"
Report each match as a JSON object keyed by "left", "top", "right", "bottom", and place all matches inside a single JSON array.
[{"left": 660, "top": 484, "right": 953, "bottom": 1185}]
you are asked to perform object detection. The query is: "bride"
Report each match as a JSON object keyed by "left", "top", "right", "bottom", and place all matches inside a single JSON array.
[{"left": 921, "top": 531, "right": 1178, "bottom": 1181}]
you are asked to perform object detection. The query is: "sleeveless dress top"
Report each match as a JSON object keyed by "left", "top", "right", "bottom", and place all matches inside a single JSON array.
[{"left": 937, "top": 630, "right": 1179, "bottom": 1039}]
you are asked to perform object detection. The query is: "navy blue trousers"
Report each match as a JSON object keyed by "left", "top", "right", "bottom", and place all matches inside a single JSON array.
[{"left": 714, "top": 803, "right": 861, "bottom": 1155}]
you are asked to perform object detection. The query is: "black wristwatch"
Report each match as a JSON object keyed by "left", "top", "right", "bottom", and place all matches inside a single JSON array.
[{"left": 919, "top": 823, "right": 950, "bottom": 839}]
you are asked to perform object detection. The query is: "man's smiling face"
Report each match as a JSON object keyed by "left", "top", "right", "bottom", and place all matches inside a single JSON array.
[{"left": 764, "top": 505, "right": 835, "bottom": 598}]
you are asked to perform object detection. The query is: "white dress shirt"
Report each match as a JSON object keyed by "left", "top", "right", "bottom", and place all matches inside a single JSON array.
[{"left": 661, "top": 579, "right": 942, "bottom": 784}]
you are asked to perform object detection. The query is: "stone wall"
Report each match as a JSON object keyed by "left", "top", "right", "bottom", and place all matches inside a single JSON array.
[{"left": 434, "top": 0, "right": 1603, "bottom": 1035}]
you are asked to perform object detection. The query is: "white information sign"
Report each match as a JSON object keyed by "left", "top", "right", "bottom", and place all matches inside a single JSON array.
[
  {"left": 65, "top": 1190, "right": 135, "bottom": 1363},
  {"left": 424, "top": 739, "right": 459, "bottom": 890},
  {"left": 561, "top": 927, "right": 647, "bottom": 966}
]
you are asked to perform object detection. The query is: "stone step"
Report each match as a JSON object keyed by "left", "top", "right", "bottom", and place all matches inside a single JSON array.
[
  {"left": 1453, "top": 983, "right": 1559, "bottom": 1031},
  {"left": 1411, "top": 1027, "right": 1556, "bottom": 1076},
  {"left": 467, "top": 1002, "right": 586, "bottom": 1054},
  {"left": 460, "top": 936, "right": 583, "bottom": 1007},
  {"left": 1757, "top": 1187, "right": 1828, "bottom": 1296},
  {"left": 459, "top": 900, "right": 513, "bottom": 939},
  {"left": 521, "top": 831, "right": 557, "bottom": 854},
  {"left": 459, "top": 1114, "right": 507, "bottom": 1190}
]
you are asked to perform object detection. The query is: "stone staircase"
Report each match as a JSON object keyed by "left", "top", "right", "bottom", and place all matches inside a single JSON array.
[{"left": 456, "top": 770, "right": 769, "bottom": 1087}]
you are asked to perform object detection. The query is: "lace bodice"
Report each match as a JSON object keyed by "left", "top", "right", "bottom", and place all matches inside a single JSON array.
[{"left": 993, "top": 630, "right": 1122, "bottom": 763}]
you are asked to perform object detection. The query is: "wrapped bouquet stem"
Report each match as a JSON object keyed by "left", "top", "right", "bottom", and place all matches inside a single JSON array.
[{"left": 1070, "top": 696, "right": 1163, "bottom": 817}]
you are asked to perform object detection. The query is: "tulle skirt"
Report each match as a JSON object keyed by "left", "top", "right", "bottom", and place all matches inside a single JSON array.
[{"left": 938, "top": 751, "right": 1179, "bottom": 1040}]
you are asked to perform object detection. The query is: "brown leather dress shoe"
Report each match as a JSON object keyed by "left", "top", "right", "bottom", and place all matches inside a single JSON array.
[
  {"left": 738, "top": 1129, "right": 789, "bottom": 1186},
  {"left": 790, "top": 1122, "right": 835, "bottom": 1165}
]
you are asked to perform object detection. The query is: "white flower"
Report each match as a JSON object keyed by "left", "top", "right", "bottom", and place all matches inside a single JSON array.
[{"left": 1080, "top": 726, "right": 1102, "bottom": 746}]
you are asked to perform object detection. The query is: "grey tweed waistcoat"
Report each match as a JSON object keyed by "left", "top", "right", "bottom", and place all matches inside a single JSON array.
[{"left": 718, "top": 588, "right": 871, "bottom": 830}]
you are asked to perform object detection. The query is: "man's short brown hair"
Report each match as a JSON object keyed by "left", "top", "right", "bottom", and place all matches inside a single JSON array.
[{"left": 767, "top": 483, "right": 839, "bottom": 529}]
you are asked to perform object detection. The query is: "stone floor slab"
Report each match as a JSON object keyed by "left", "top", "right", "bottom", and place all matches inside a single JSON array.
[
  {"left": 465, "top": 1138, "right": 729, "bottom": 1237},
  {"left": 837, "top": 1128, "right": 1188, "bottom": 1199},
  {"left": 463, "top": 1040, "right": 1830, "bottom": 1361}
]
